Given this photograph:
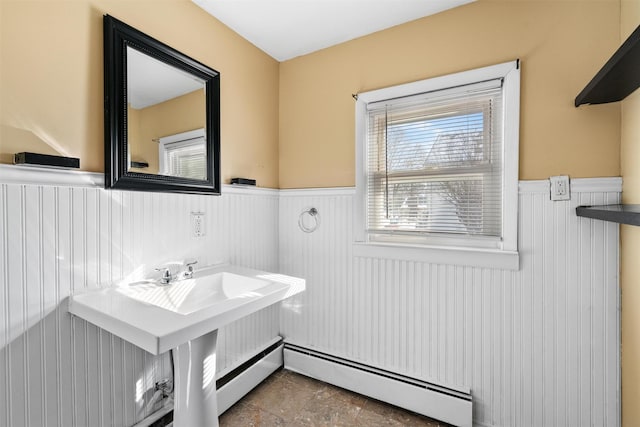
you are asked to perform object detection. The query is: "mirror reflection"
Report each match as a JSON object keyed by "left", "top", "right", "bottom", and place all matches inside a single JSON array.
[{"left": 126, "top": 46, "right": 207, "bottom": 179}]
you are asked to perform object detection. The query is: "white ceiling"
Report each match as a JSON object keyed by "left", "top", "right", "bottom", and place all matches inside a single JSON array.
[
  {"left": 127, "top": 47, "right": 204, "bottom": 109},
  {"left": 192, "top": 0, "right": 475, "bottom": 62}
]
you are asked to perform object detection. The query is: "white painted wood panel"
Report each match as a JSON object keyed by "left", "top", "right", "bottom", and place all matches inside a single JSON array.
[
  {"left": 0, "top": 167, "right": 280, "bottom": 427},
  {"left": 0, "top": 165, "right": 622, "bottom": 427},
  {"left": 279, "top": 179, "right": 621, "bottom": 427}
]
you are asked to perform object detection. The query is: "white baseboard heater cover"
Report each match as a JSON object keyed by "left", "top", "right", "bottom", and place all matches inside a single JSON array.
[
  {"left": 284, "top": 343, "right": 473, "bottom": 427},
  {"left": 217, "top": 341, "right": 284, "bottom": 414}
]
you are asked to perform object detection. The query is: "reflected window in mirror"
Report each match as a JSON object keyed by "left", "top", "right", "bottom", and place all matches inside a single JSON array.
[
  {"left": 158, "top": 129, "right": 206, "bottom": 180},
  {"left": 104, "top": 15, "right": 220, "bottom": 194}
]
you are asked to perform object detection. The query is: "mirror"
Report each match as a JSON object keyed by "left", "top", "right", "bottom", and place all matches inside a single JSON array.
[{"left": 104, "top": 15, "right": 221, "bottom": 194}]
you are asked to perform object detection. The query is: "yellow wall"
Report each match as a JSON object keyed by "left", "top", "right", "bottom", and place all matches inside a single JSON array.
[
  {"left": 620, "top": 1, "right": 640, "bottom": 426},
  {"left": 1, "top": 0, "right": 623, "bottom": 190},
  {"left": 127, "top": 104, "right": 144, "bottom": 170},
  {"left": 279, "top": 0, "right": 621, "bottom": 188},
  {"left": 129, "top": 89, "right": 206, "bottom": 174},
  {"left": 0, "top": 0, "right": 280, "bottom": 188}
]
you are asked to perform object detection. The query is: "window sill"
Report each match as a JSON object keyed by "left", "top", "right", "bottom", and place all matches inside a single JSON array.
[{"left": 353, "top": 242, "right": 519, "bottom": 271}]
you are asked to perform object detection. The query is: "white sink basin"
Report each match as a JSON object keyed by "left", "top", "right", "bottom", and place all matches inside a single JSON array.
[
  {"left": 118, "top": 272, "right": 271, "bottom": 315},
  {"left": 67, "top": 264, "right": 305, "bottom": 355}
]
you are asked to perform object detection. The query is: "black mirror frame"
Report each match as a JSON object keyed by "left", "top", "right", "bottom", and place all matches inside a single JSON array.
[{"left": 103, "top": 14, "right": 221, "bottom": 195}]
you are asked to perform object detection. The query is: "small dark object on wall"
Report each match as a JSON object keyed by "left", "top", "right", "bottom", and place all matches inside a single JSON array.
[
  {"left": 14, "top": 152, "right": 80, "bottom": 169},
  {"left": 130, "top": 161, "right": 149, "bottom": 168},
  {"left": 230, "top": 178, "right": 256, "bottom": 186}
]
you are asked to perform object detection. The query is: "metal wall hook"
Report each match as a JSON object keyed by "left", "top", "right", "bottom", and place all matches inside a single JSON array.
[{"left": 298, "top": 207, "right": 320, "bottom": 233}]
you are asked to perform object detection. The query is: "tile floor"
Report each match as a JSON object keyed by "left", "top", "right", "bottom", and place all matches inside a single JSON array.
[{"left": 219, "top": 369, "right": 453, "bottom": 426}]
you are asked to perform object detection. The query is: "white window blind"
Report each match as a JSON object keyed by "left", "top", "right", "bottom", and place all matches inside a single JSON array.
[
  {"left": 365, "top": 79, "right": 504, "bottom": 243},
  {"left": 158, "top": 129, "right": 207, "bottom": 180},
  {"left": 164, "top": 140, "right": 206, "bottom": 180}
]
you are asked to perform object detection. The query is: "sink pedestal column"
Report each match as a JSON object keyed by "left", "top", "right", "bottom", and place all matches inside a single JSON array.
[{"left": 172, "top": 329, "right": 219, "bottom": 426}]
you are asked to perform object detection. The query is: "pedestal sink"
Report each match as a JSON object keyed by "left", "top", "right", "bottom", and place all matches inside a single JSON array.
[{"left": 68, "top": 264, "right": 305, "bottom": 427}]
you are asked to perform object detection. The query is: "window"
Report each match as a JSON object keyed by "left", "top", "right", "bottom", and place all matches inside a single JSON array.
[
  {"left": 159, "top": 128, "right": 207, "bottom": 180},
  {"left": 355, "top": 61, "right": 520, "bottom": 266}
]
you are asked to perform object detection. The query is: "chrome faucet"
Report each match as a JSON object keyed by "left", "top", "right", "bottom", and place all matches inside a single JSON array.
[
  {"left": 183, "top": 259, "right": 198, "bottom": 279},
  {"left": 155, "top": 267, "right": 173, "bottom": 285}
]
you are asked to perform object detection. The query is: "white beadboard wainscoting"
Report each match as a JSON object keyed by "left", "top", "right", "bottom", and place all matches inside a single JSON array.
[
  {"left": 0, "top": 165, "right": 623, "bottom": 427},
  {"left": 0, "top": 166, "right": 280, "bottom": 427},
  {"left": 279, "top": 178, "right": 621, "bottom": 427}
]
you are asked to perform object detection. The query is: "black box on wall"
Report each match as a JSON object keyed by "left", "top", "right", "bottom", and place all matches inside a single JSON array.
[{"left": 14, "top": 152, "right": 80, "bottom": 169}]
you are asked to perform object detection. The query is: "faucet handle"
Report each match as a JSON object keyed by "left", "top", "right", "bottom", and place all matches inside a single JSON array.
[
  {"left": 185, "top": 259, "right": 198, "bottom": 271},
  {"left": 155, "top": 267, "right": 172, "bottom": 284},
  {"left": 183, "top": 259, "right": 198, "bottom": 278}
]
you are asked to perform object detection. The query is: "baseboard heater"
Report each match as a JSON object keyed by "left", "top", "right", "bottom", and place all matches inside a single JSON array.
[
  {"left": 217, "top": 339, "right": 284, "bottom": 414},
  {"left": 284, "top": 343, "right": 473, "bottom": 427},
  {"left": 135, "top": 339, "right": 284, "bottom": 427}
]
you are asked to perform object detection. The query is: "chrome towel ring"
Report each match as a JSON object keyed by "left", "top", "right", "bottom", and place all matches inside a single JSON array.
[{"left": 298, "top": 207, "right": 320, "bottom": 233}]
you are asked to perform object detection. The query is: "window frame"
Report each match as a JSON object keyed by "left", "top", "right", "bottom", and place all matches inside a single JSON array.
[{"left": 354, "top": 60, "right": 520, "bottom": 270}]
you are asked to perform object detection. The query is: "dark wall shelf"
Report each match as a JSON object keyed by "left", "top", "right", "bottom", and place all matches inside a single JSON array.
[
  {"left": 576, "top": 204, "right": 640, "bottom": 226},
  {"left": 575, "top": 25, "right": 640, "bottom": 107}
]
